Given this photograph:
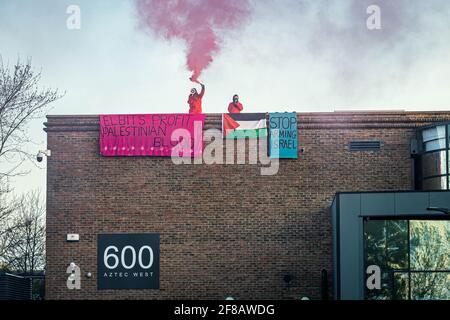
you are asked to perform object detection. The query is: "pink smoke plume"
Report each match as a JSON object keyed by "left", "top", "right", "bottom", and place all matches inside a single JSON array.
[{"left": 135, "top": 0, "right": 251, "bottom": 82}]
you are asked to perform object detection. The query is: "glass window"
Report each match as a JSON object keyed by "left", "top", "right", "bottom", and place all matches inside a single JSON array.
[
  {"left": 410, "top": 221, "right": 450, "bottom": 271},
  {"left": 364, "top": 219, "right": 450, "bottom": 300},
  {"left": 424, "top": 139, "right": 446, "bottom": 152},
  {"left": 421, "top": 151, "right": 447, "bottom": 177},
  {"left": 411, "top": 272, "right": 450, "bottom": 300},
  {"left": 422, "top": 126, "right": 446, "bottom": 151},
  {"left": 448, "top": 124, "right": 450, "bottom": 143},
  {"left": 365, "top": 220, "right": 408, "bottom": 270},
  {"left": 392, "top": 272, "right": 409, "bottom": 300},
  {"left": 422, "top": 176, "right": 447, "bottom": 190},
  {"left": 417, "top": 124, "right": 449, "bottom": 190},
  {"left": 365, "top": 271, "right": 394, "bottom": 300},
  {"left": 365, "top": 220, "right": 408, "bottom": 300},
  {"left": 423, "top": 126, "right": 446, "bottom": 142}
]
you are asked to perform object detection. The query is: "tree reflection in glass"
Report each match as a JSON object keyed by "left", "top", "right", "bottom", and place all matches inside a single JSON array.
[
  {"left": 410, "top": 221, "right": 450, "bottom": 299},
  {"left": 365, "top": 220, "right": 408, "bottom": 299},
  {"left": 364, "top": 219, "right": 450, "bottom": 300}
]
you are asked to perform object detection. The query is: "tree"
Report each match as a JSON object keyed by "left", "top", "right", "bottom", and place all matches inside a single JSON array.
[
  {"left": 365, "top": 220, "right": 450, "bottom": 300},
  {"left": 410, "top": 221, "right": 450, "bottom": 300},
  {"left": 0, "top": 56, "right": 62, "bottom": 178},
  {"left": 0, "top": 56, "right": 61, "bottom": 258},
  {"left": 0, "top": 182, "right": 19, "bottom": 258},
  {"left": 0, "top": 190, "right": 45, "bottom": 274}
]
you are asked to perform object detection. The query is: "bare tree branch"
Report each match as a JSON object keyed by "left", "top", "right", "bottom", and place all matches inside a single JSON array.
[
  {"left": 0, "top": 55, "right": 63, "bottom": 178},
  {"left": 0, "top": 55, "right": 60, "bottom": 268},
  {"left": 0, "top": 190, "right": 45, "bottom": 274}
]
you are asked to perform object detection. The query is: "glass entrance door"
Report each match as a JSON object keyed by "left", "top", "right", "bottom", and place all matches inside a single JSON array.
[{"left": 364, "top": 219, "right": 450, "bottom": 300}]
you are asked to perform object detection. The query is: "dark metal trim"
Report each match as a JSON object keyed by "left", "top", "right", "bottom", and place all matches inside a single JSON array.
[
  {"left": 446, "top": 124, "right": 449, "bottom": 189},
  {"left": 335, "top": 190, "right": 450, "bottom": 196},
  {"left": 362, "top": 215, "right": 450, "bottom": 220},
  {"left": 336, "top": 195, "right": 341, "bottom": 300}
]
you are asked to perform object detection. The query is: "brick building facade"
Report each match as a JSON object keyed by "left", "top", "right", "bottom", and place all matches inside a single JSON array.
[{"left": 44, "top": 111, "right": 450, "bottom": 300}]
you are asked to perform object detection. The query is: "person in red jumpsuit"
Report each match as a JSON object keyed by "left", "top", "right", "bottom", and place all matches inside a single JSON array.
[
  {"left": 188, "top": 82, "right": 205, "bottom": 114},
  {"left": 228, "top": 94, "right": 244, "bottom": 113}
]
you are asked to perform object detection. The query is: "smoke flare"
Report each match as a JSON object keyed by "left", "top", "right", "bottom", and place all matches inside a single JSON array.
[{"left": 136, "top": 0, "right": 251, "bottom": 81}]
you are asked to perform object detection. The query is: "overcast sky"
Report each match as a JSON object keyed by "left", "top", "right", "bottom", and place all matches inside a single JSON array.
[{"left": 1, "top": 0, "right": 450, "bottom": 196}]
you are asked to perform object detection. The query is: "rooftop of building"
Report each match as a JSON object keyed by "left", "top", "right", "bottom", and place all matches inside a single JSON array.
[{"left": 44, "top": 110, "right": 450, "bottom": 132}]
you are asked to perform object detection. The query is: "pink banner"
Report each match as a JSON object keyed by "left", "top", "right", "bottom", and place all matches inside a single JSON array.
[{"left": 100, "top": 114, "right": 205, "bottom": 157}]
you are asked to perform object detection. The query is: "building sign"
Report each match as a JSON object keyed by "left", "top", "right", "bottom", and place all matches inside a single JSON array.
[
  {"left": 269, "top": 112, "right": 298, "bottom": 158},
  {"left": 97, "top": 234, "right": 160, "bottom": 290},
  {"left": 100, "top": 114, "right": 205, "bottom": 157}
]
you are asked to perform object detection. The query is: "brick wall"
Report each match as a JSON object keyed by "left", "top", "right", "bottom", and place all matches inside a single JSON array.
[{"left": 44, "top": 111, "right": 450, "bottom": 300}]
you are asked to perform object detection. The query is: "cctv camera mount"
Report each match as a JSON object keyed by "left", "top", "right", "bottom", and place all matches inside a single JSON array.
[
  {"left": 38, "top": 150, "right": 51, "bottom": 157},
  {"left": 37, "top": 149, "right": 51, "bottom": 162}
]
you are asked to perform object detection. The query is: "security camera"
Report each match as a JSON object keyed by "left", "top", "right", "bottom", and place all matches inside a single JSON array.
[
  {"left": 36, "top": 150, "right": 51, "bottom": 162},
  {"left": 36, "top": 152, "right": 44, "bottom": 162}
]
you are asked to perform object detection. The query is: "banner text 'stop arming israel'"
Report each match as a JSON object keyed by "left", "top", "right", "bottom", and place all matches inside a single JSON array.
[{"left": 269, "top": 112, "right": 298, "bottom": 159}]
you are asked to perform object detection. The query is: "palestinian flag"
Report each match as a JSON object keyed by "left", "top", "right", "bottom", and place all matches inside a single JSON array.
[{"left": 222, "top": 113, "right": 268, "bottom": 139}]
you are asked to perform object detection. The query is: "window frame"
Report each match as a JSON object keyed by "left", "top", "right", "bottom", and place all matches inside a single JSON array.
[
  {"left": 363, "top": 217, "right": 450, "bottom": 300},
  {"left": 416, "top": 124, "right": 450, "bottom": 190}
]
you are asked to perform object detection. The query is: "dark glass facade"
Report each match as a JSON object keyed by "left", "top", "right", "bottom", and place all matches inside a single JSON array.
[
  {"left": 364, "top": 219, "right": 450, "bottom": 300},
  {"left": 416, "top": 124, "right": 450, "bottom": 190},
  {"left": 332, "top": 191, "right": 450, "bottom": 300}
]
